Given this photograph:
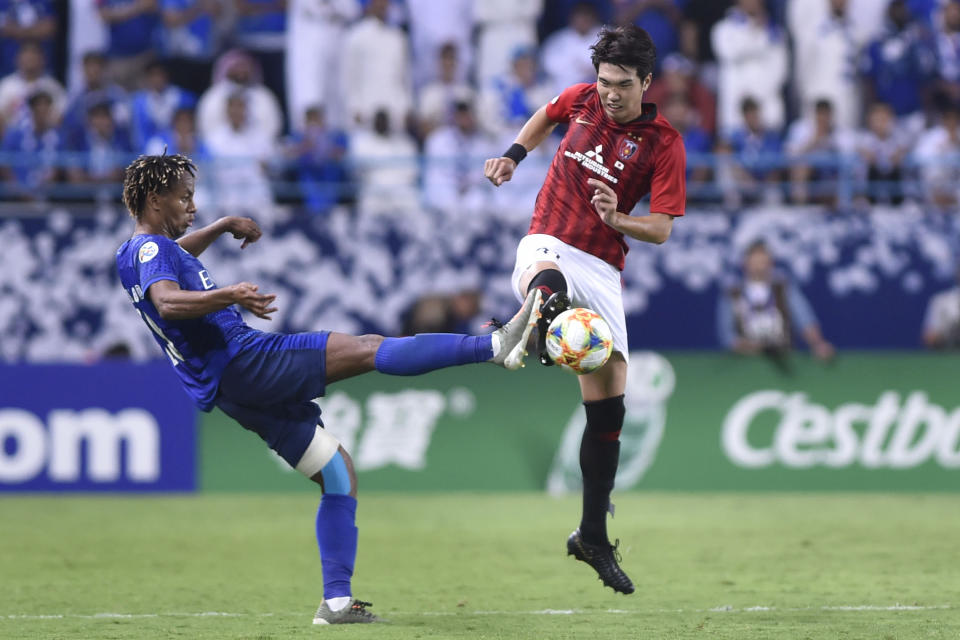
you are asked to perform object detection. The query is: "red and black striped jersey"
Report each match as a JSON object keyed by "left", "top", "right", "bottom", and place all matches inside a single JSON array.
[{"left": 530, "top": 83, "right": 686, "bottom": 271}]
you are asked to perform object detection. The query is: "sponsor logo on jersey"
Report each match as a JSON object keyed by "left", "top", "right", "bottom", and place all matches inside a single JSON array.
[
  {"left": 575, "top": 116, "right": 594, "bottom": 126},
  {"left": 563, "top": 143, "right": 619, "bottom": 184},
  {"left": 139, "top": 241, "right": 159, "bottom": 263},
  {"left": 618, "top": 138, "right": 638, "bottom": 160}
]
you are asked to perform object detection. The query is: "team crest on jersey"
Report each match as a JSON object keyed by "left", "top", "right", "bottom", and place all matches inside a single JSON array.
[
  {"left": 139, "top": 241, "right": 159, "bottom": 263},
  {"left": 618, "top": 138, "right": 639, "bottom": 161}
]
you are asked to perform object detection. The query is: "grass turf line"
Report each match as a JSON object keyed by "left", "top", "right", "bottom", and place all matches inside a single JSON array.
[{"left": 1, "top": 493, "right": 958, "bottom": 639}]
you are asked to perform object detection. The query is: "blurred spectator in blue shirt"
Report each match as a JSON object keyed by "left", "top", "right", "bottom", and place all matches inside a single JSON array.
[
  {"left": 478, "top": 44, "right": 554, "bottom": 139},
  {"left": 718, "top": 96, "right": 784, "bottom": 204},
  {"left": 0, "top": 89, "right": 60, "bottom": 199},
  {"left": 234, "top": 0, "right": 285, "bottom": 47},
  {"left": 0, "top": 0, "right": 55, "bottom": 77},
  {"left": 61, "top": 51, "right": 130, "bottom": 150},
  {"left": 144, "top": 104, "right": 204, "bottom": 156},
  {"left": 130, "top": 60, "right": 196, "bottom": 150},
  {"left": 718, "top": 240, "right": 835, "bottom": 363},
  {"left": 159, "top": 0, "right": 221, "bottom": 96},
  {"left": 661, "top": 93, "right": 711, "bottom": 188},
  {"left": 65, "top": 101, "right": 133, "bottom": 192},
  {"left": 233, "top": 0, "right": 287, "bottom": 125},
  {"left": 97, "top": 0, "right": 161, "bottom": 90},
  {"left": 0, "top": 41, "right": 65, "bottom": 132},
  {"left": 143, "top": 105, "right": 210, "bottom": 209},
  {"left": 934, "top": 0, "right": 960, "bottom": 106},
  {"left": 613, "top": 0, "right": 685, "bottom": 64},
  {"left": 285, "top": 104, "right": 347, "bottom": 215},
  {"left": 860, "top": 0, "right": 937, "bottom": 133}
]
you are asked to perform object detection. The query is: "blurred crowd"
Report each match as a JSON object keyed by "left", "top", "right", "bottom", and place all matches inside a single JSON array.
[{"left": 3, "top": 0, "right": 960, "bottom": 213}]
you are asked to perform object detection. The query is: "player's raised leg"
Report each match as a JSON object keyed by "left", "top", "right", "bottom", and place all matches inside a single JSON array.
[
  {"left": 518, "top": 261, "right": 572, "bottom": 366},
  {"left": 566, "top": 353, "right": 635, "bottom": 594},
  {"left": 324, "top": 288, "right": 542, "bottom": 383}
]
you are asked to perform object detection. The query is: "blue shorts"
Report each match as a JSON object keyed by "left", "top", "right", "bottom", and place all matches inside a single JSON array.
[{"left": 215, "top": 331, "right": 330, "bottom": 468}]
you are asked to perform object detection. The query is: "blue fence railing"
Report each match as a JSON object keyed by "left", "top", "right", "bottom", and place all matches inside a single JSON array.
[{"left": 1, "top": 150, "right": 956, "bottom": 209}]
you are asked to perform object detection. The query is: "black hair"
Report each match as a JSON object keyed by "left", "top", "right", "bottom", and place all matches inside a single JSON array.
[
  {"left": 122, "top": 154, "right": 196, "bottom": 220},
  {"left": 82, "top": 51, "right": 107, "bottom": 65},
  {"left": 18, "top": 40, "right": 43, "bottom": 56},
  {"left": 590, "top": 25, "right": 657, "bottom": 79},
  {"left": 746, "top": 240, "right": 770, "bottom": 256},
  {"left": 27, "top": 90, "right": 52, "bottom": 108},
  {"left": 814, "top": 98, "right": 833, "bottom": 113},
  {"left": 740, "top": 96, "right": 759, "bottom": 113},
  {"left": 144, "top": 60, "right": 168, "bottom": 75},
  {"left": 86, "top": 101, "right": 112, "bottom": 117}
]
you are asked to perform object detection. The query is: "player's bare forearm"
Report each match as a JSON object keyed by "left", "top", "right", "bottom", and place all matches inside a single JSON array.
[
  {"left": 177, "top": 218, "right": 230, "bottom": 256},
  {"left": 514, "top": 105, "right": 559, "bottom": 152},
  {"left": 177, "top": 216, "right": 262, "bottom": 256},
  {"left": 587, "top": 178, "right": 674, "bottom": 244},
  {"left": 149, "top": 283, "right": 237, "bottom": 320},
  {"left": 148, "top": 279, "right": 277, "bottom": 321},
  {"left": 606, "top": 211, "right": 674, "bottom": 245}
]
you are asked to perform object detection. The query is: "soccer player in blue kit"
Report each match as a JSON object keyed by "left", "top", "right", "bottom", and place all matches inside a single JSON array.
[{"left": 116, "top": 154, "right": 541, "bottom": 625}]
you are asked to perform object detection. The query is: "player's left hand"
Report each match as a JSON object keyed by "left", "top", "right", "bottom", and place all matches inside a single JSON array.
[
  {"left": 226, "top": 217, "right": 262, "bottom": 249},
  {"left": 588, "top": 178, "right": 619, "bottom": 227}
]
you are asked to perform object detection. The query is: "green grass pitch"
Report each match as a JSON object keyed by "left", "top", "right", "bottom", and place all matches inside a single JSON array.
[{"left": 1, "top": 493, "right": 958, "bottom": 639}]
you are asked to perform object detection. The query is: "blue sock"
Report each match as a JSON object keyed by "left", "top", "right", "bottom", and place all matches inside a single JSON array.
[
  {"left": 316, "top": 494, "right": 358, "bottom": 600},
  {"left": 374, "top": 334, "right": 493, "bottom": 376}
]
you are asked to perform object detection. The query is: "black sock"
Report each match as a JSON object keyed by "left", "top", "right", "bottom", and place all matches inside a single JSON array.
[
  {"left": 579, "top": 395, "right": 625, "bottom": 545},
  {"left": 527, "top": 269, "right": 567, "bottom": 308}
]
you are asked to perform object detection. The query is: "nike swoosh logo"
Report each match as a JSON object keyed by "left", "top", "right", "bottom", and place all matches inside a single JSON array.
[{"left": 575, "top": 117, "right": 594, "bottom": 126}]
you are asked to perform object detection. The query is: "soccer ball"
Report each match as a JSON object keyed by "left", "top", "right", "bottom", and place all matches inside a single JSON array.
[{"left": 544, "top": 308, "right": 614, "bottom": 374}]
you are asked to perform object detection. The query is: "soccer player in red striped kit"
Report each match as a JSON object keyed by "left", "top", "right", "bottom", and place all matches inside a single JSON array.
[{"left": 484, "top": 25, "right": 685, "bottom": 594}]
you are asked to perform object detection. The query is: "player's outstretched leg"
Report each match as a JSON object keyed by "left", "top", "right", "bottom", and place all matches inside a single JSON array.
[
  {"left": 568, "top": 360, "right": 635, "bottom": 594},
  {"left": 292, "top": 428, "right": 383, "bottom": 624},
  {"left": 370, "top": 288, "right": 542, "bottom": 375},
  {"left": 525, "top": 268, "right": 571, "bottom": 366}
]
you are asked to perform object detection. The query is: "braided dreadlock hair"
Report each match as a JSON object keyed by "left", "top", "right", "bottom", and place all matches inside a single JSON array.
[{"left": 122, "top": 153, "right": 197, "bottom": 220}]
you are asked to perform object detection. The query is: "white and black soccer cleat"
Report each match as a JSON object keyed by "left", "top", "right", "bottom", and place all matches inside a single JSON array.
[
  {"left": 566, "top": 529, "right": 635, "bottom": 594},
  {"left": 313, "top": 598, "right": 384, "bottom": 624},
  {"left": 488, "top": 288, "right": 542, "bottom": 370}
]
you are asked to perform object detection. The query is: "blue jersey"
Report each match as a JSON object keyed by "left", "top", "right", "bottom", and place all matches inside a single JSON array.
[{"left": 116, "top": 234, "right": 256, "bottom": 410}]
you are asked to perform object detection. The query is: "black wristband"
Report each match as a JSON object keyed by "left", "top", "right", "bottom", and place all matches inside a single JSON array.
[{"left": 503, "top": 143, "right": 527, "bottom": 164}]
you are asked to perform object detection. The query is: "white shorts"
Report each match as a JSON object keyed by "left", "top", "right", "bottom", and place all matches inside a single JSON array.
[{"left": 511, "top": 234, "right": 629, "bottom": 362}]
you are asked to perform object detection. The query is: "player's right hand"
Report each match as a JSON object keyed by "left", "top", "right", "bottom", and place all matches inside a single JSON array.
[
  {"left": 484, "top": 157, "right": 516, "bottom": 186},
  {"left": 229, "top": 282, "right": 278, "bottom": 320}
]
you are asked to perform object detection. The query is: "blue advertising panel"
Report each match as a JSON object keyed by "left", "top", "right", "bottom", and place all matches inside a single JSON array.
[{"left": 0, "top": 362, "right": 195, "bottom": 492}]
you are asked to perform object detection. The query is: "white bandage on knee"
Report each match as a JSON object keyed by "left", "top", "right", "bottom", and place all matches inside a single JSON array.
[{"left": 294, "top": 426, "right": 340, "bottom": 477}]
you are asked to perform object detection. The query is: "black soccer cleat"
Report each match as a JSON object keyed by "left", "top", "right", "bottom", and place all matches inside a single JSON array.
[
  {"left": 536, "top": 291, "right": 571, "bottom": 366},
  {"left": 566, "top": 529, "right": 635, "bottom": 594}
]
